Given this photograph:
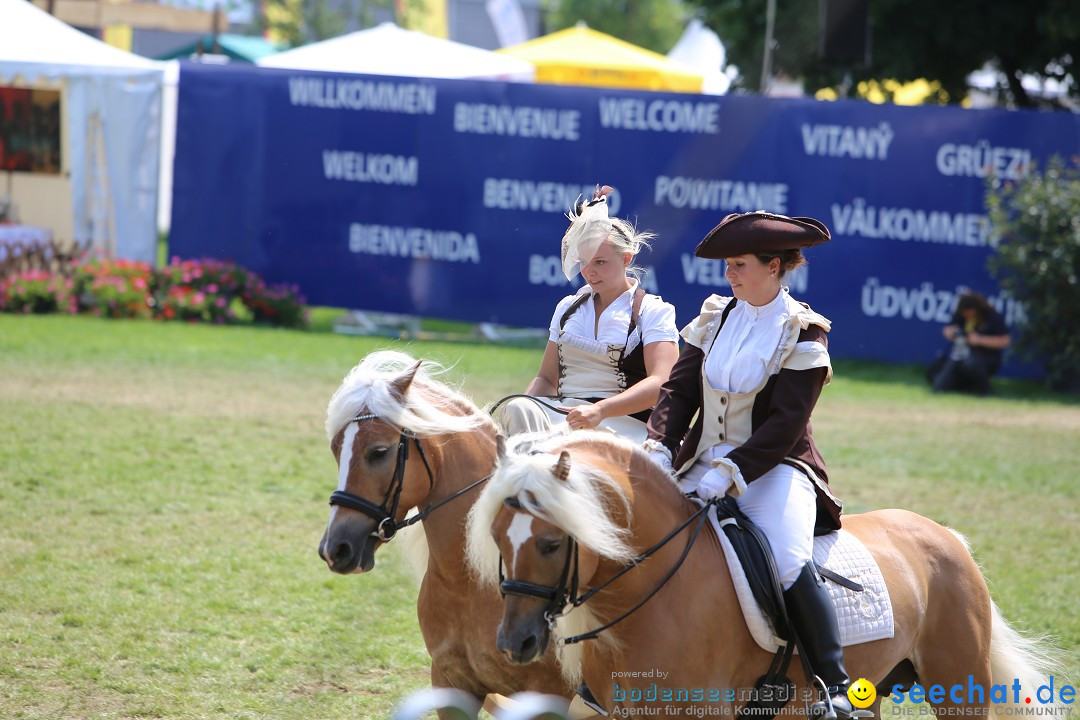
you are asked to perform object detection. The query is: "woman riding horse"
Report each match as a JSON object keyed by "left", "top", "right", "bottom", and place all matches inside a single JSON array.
[
  {"left": 469, "top": 432, "right": 1061, "bottom": 718},
  {"left": 498, "top": 184, "right": 679, "bottom": 443},
  {"left": 643, "top": 211, "right": 853, "bottom": 719}
]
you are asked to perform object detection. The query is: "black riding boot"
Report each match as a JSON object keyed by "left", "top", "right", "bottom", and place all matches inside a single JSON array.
[{"left": 783, "top": 563, "right": 854, "bottom": 720}]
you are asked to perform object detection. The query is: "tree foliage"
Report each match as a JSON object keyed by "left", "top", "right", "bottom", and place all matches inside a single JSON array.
[
  {"left": 986, "top": 156, "right": 1080, "bottom": 390},
  {"left": 544, "top": 0, "right": 689, "bottom": 55},
  {"left": 262, "top": 0, "right": 398, "bottom": 47},
  {"left": 685, "top": 0, "right": 1079, "bottom": 108}
]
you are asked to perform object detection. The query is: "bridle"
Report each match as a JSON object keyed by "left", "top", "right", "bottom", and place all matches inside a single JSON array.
[
  {"left": 328, "top": 412, "right": 490, "bottom": 542},
  {"left": 497, "top": 498, "right": 715, "bottom": 645},
  {"left": 497, "top": 498, "right": 581, "bottom": 626}
]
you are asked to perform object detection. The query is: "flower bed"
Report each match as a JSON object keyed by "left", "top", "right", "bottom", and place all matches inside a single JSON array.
[
  {"left": 0, "top": 270, "right": 76, "bottom": 314},
  {"left": 1, "top": 254, "right": 308, "bottom": 328}
]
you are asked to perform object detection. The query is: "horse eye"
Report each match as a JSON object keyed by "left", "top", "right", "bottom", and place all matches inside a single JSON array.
[
  {"left": 538, "top": 539, "right": 562, "bottom": 555},
  {"left": 366, "top": 446, "right": 389, "bottom": 463}
]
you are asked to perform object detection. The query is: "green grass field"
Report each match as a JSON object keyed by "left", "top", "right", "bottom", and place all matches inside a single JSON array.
[{"left": 1, "top": 314, "right": 1077, "bottom": 719}]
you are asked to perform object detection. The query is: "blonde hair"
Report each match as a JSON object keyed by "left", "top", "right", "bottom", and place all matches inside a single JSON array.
[{"left": 607, "top": 216, "right": 655, "bottom": 281}]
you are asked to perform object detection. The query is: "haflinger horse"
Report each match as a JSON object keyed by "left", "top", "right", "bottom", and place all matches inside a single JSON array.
[
  {"left": 317, "top": 351, "right": 577, "bottom": 713},
  {"left": 466, "top": 430, "right": 1063, "bottom": 718}
]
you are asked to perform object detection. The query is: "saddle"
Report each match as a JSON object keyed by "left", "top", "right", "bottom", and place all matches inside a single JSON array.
[
  {"left": 709, "top": 496, "right": 892, "bottom": 720},
  {"left": 713, "top": 496, "right": 865, "bottom": 640}
]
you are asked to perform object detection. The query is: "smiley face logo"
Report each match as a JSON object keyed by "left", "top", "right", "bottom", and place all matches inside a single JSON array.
[{"left": 848, "top": 678, "right": 877, "bottom": 709}]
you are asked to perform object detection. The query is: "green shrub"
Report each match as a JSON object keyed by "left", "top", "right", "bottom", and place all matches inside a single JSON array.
[{"left": 987, "top": 155, "right": 1080, "bottom": 391}]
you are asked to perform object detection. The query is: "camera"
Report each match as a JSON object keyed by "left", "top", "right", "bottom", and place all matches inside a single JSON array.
[{"left": 949, "top": 328, "right": 970, "bottom": 361}]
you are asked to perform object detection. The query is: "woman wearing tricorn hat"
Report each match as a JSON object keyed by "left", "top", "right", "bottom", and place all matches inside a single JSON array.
[
  {"left": 497, "top": 185, "right": 679, "bottom": 443},
  {"left": 643, "top": 211, "right": 853, "bottom": 720}
]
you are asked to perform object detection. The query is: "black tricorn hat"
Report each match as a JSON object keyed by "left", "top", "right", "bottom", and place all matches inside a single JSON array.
[{"left": 694, "top": 211, "right": 830, "bottom": 259}]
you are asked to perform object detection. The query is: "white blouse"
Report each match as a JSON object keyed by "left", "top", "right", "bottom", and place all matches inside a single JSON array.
[
  {"left": 704, "top": 288, "right": 801, "bottom": 394},
  {"left": 547, "top": 280, "right": 679, "bottom": 351}
]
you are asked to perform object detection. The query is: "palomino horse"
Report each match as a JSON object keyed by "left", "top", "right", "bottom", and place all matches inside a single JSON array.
[
  {"left": 317, "top": 351, "right": 575, "bottom": 710},
  {"left": 466, "top": 431, "right": 1062, "bottom": 718}
]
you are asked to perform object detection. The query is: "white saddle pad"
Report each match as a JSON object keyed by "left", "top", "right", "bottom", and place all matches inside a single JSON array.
[{"left": 706, "top": 505, "right": 895, "bottom": 653}]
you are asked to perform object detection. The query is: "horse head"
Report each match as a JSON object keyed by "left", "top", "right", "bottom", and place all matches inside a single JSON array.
[
  {"left": 319, "top": 351, "right": 490, "bottom": 574},
  {"left": 466, "top": 435, "right": 636, "bottom": 667}
]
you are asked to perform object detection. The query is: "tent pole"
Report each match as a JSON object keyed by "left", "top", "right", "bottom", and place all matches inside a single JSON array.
[{"left": 760, "top": 0, "right": 776, "bottom": 93}]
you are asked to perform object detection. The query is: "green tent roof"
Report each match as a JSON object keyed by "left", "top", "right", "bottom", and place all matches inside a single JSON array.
[{"left": 157, "top": 34, "right": 285, "bottom": 63}]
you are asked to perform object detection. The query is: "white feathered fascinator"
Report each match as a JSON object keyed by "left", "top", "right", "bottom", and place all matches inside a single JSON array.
[{"left": 560, "top": 184, "right": 615, "bottom": 281}]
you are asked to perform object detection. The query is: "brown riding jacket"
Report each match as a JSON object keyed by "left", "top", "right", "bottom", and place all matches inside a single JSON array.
[{"left": 646, "top": 294, "right": 843, "bottom": 533}]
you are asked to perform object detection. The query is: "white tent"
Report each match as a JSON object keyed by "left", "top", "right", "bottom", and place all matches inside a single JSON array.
[
  {"left": 668, "top": 19, "right": 731, "bottom": 96},
  {"left": 0, "top": 0, "right": 162, "bottom": 263},
  {"left": 258, "top": 22, "right": 535, "bottom": 82}
]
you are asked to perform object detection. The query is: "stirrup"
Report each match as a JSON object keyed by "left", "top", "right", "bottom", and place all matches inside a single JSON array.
[
  {"left": 809, "top": 684, "right": 853, "bottom": 720},
  {"left": 576, "top": 683, "right": 608, "bottom": 716}
]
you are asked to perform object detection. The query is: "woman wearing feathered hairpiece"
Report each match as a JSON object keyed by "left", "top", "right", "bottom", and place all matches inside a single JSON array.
[{"left": 497, "top": 185, "right": 679, "bottom": 443}]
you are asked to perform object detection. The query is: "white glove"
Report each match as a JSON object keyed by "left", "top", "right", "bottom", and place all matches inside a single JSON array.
[
  {"left": 647, "top": 449, "right": 675, "bottom": 476},
  {"left": 697, "top": 466, "right": 734, "bottom": 500}
]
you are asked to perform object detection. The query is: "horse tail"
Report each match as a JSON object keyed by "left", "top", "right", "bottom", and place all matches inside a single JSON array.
[
  {"left": 948, "top": 529, "right": 1064, "bottom": 710},
  {"left": 397, "top": 512, "right": 429, "bottom": 584},
  {"left": 988, "top": 599, "right": 1064, "bottom": 709}
]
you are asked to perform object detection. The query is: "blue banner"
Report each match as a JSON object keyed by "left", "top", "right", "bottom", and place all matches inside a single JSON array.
[{"left": 171, "top": 63, "right": 1080, "bottom": 375}]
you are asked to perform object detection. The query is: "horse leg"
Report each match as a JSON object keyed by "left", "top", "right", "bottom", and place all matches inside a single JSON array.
[{"left": 428, "top": 665, "right": 486, "bottom": 720}]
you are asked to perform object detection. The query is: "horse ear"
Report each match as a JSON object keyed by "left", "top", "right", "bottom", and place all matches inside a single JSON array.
[
  {"left": 553, "top": 450, "right": 571, "bottom": 482},
  {"left": 389, "top": 360, "right": 422, "bottom": 400},
  {"left": 495, "top": 433, "right": 506, "bottom": 462}
]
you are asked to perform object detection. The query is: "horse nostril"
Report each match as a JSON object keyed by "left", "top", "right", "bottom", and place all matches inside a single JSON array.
[
  {"left": 519, "top": 634, "right": 537, "bottom": 657},
  {"left": 329, "top": 541, "right": 353, "bottom": 568}
]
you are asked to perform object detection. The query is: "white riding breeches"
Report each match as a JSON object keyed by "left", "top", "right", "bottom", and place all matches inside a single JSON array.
[
  {"left": 682, "top": 449, "right": 817, "bottom": 590},
  {"left": 495, "top": 397, "right": 649, "bottom": 444}
]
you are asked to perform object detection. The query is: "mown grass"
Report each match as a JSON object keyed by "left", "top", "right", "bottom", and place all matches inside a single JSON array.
[{"left": 0, "top": 314, "right": 1076, "bottom": 719}]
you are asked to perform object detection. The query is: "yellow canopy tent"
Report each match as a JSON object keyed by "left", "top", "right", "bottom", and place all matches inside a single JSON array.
[{"left": 497, "top": 26, "right": 704, "bottom": 93}]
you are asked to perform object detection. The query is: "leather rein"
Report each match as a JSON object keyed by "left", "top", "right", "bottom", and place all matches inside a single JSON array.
[
  {"left": 498, "top": 496, "right": 717, "bottom": 646},
  {"left": 328, "top": 400, "right": 714, "bottom": 646}
]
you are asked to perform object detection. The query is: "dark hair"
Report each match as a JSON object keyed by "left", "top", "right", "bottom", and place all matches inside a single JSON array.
[
  {"left": 754, "top": 249, "right": 806, "bottom": 278},
  {"left": 956, "top": 291, "right": 993, "bottom": 320}
]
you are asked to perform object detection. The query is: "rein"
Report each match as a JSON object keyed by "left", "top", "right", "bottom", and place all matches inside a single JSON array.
[
  {"left": 328, "top": 412, "right": 491, "bottom": 541},
  {"left": 485, "top": 394, "right": 570, "bottom": 418},
  {"left": 327, "top": 392, "right": 554, "bottom": 541},
  {"left": 498, "top": 497, "right": 717, "bottom": 645}
]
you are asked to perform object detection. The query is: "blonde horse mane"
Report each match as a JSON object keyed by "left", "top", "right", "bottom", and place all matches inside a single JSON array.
[
  {"left": 325, "top": 349, "right": 493, "bottom": 441},
  {"left": 465, "top": 432, "right": 647, "bottom": 684},
  {"left": 466, "top": 431, "right": 637, "bottom": 590}
]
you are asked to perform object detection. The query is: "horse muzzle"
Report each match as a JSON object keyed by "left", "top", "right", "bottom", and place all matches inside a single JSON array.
[
  {"left": 319, "top": 518, "right": 381, "bottom": 574},
  {"left": 495, "top": 617, "right": 550, "bottom": 664}
]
